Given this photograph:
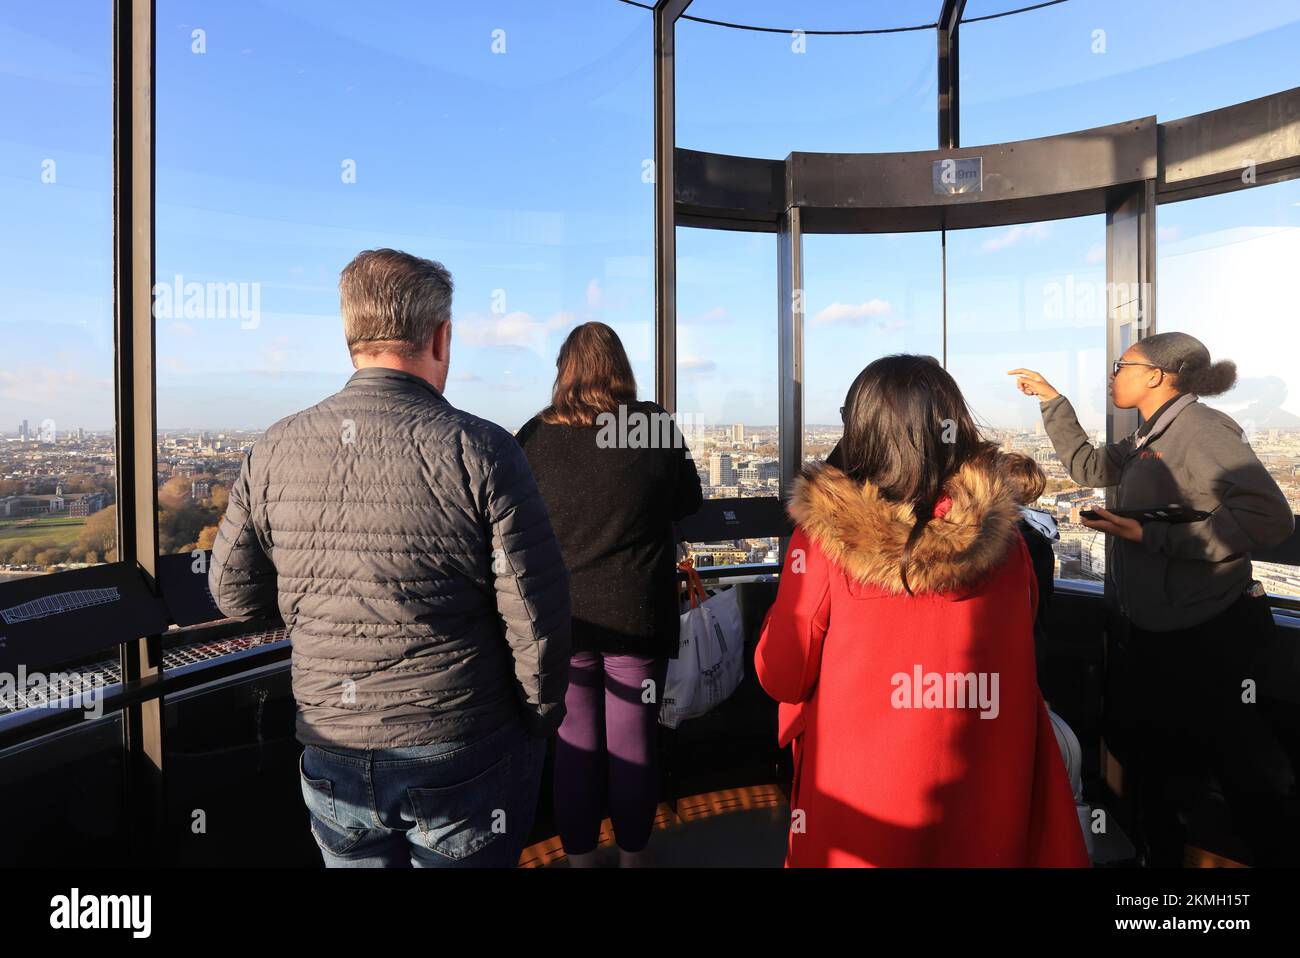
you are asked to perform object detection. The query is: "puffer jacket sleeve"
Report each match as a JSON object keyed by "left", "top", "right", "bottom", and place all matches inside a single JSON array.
[
  {"left": 484, "top": 432, "right": 572, "bottom": 738},
  {"left": 209, "top": 446, "right": 279, "bottom": 619}
]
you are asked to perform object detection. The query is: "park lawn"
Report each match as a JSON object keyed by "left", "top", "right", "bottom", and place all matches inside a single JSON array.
[{"left": 0, "top": 516, "right": 86, "bottom": 547}]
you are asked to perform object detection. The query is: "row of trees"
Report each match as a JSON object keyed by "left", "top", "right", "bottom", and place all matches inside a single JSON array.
[
  {"left": 0, "top": 475, "right": 108, "bottom": 497},
  {"left": 0, "top": 476, "right": 228, "bottom": 570}
]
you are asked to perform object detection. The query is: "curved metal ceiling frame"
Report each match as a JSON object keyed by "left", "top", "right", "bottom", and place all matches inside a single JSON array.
[{"left": 652, "top": 2, "right": 1300, "bottom": 509}]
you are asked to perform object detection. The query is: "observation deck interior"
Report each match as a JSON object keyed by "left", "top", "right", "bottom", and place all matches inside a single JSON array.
[{"left": 2, "top": 0, "right": 1300, "bottom": 872}]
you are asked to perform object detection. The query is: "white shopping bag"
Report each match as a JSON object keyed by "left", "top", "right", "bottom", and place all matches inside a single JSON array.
[{"left": 660, "top": 564, "right": 744, "bottom": 729}]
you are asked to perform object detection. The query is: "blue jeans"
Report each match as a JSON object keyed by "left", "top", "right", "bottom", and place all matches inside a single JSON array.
[{"left": 298, "top": 718, "right": 546, "bottom": 867}]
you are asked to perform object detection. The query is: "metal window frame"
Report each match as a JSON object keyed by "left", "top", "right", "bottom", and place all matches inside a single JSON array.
[
  {"left": 112, "top": 0, "right": 165, "bottom": 864},
  {"left": 937, "top": 0, "right": 968, "bottom": 151},
  {"left": 655, "top": 7, "right": 1300, "bottom": 598}
]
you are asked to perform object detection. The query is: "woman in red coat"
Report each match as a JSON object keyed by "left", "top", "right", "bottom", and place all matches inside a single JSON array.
[{"left": 756, "top": 355, "right": 1089, "bottom": 868}]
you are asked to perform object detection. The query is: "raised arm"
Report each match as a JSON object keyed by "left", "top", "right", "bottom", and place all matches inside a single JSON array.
[{"left": 1009, "top": 368, "right": 1130, "bottom": 488}]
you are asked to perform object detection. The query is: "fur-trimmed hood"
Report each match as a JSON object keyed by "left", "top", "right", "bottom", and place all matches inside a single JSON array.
[{"left": 789, "top": 458, "right": 1022, "bottom": 595}]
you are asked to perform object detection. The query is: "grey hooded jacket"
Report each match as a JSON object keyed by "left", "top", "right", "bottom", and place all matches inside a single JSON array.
[
  {"left": 208, "top": 366, "right": 571, "bottom": 748},
  {"left": 1040, "top": 392, "right": 1294, "bottom": 631}
]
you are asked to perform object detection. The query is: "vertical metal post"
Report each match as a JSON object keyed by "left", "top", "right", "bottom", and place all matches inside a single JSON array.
[
  {"left": 777, "top": 207, "right": 804, "bottom": 501},
  {"left": 654, "top": 1, "right": 693, "bottom": 413},
  {"left": 938, "top": 2, "right": 966, "bottom": 369},
  {"left": 1105, "top": 181, "right": 1157, "bottom": 444},
  {"left": 1099, "top": 177, "right": 1157, "bottom": 814},
  {"left": 937, "top": 1, "right": 967, "bottom": 150},
  {"left": 940, "top": 228, "right": 948, "bottom": 367},
  {"left": 114, "top": 0, "right": 164, "bottom": 864}
]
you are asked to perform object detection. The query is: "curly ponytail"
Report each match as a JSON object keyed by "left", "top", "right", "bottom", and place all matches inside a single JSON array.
[{"left": 1135, "top": 332, "right": 1237, "bottom": 397}]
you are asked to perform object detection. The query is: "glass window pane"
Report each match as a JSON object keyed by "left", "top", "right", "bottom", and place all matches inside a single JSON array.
[
  {"left": 945, "top": 215, "right": 1109, "bottom": 581},
  {"left": 155, "top": 1, "right": 653, "bottom": 568},
  {"left": 0, "top": 4, "right": 116, "bottom": 581},
  {"left": 676, "top": 226, "right": 779, "bottom": 566},
  {"left": 1157, "top": 179, "right": 1300, "bottom": 597},
  {"left": 676, "top": 1, "right": 937, "bottom": 157},
  {"left": 962, "top": 0, "right": 1300, "bottom": 145},
  {"left": 802, "top": 232, "right": 943, "bottom": 464}
]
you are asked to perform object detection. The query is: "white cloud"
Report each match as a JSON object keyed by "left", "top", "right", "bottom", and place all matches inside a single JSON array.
[
  {"left": 811, "top": 299, "right": 893, "bottom": 326},
  {"left": 455, "top": 310, "right": 578, "bottom": 353},
  {"left": 981, "top": 222, "right": 1050, "bottom": 251},
  {"left": 683, "top": 306, "right": 728, "bottom": 325},
  {"left": 1084, "top": 243, "right": 1105, "bottom": 265},
  {"left": 0, "top": 366, "right": 112, "bottom": 405},
  {"left": 679, "top": 356, "right": 717, "bottom": 375},
  {"left": 456, "top": 311, "right": 546, "bottom": 349},
  {"left": 546, "top": 311, "right": 579, "bottom": 332},
  {"left": 585, "top": 279, "right": 602, "bottom": 310}
]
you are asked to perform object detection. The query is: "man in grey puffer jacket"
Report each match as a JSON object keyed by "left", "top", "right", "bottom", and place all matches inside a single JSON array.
[{"left": 209, "top": 248, "right": 570, "bottom": 867}]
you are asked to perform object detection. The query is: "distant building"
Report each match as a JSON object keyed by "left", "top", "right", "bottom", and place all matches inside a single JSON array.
[
  {"left": 738, "top": 458, "right": 778, "bottom": 484},
  {"left": 67, "top": 493, "right": 107, "bottom": 517},
  {"left": 730, "top": 424, "right": 744, "bottom": 443},
  {"left": 191, "top": 479, "right": 212, "bottom": 500},
  {"left": 687, "top": 546, "right": 749, "bottom": 568},
  {"left": 709, "top": 452, "right": 734, "bottom": 486},
  {"left": 1081, "top": 534, "right": 1107, "bottom": 579},
  {"left": 0, "top": 495, "right": 62, "bottom": 517}
]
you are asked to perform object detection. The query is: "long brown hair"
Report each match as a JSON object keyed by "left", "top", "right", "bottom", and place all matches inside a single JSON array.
[
  {"left": 837, "top": 354, "right": 999, "bottom": 595},
  {"left": 540, "top": 322, "right": 637, "bottom": 426}
]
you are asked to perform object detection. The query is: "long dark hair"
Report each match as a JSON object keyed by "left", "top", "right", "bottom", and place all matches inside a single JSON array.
[
  {"left": 540, "top": 322, "right": 637, "bottom": 426},
  {"left": 1133, "top": 331, "right": 1237, "bottom": 396},
  {"left": 836, "top": 354, "right": 998, "bottom": 595}
]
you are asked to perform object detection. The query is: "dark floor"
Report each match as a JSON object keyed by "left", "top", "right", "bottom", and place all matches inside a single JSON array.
[{"left": 522, "top": 784, "right": 790, "bottom": 868}]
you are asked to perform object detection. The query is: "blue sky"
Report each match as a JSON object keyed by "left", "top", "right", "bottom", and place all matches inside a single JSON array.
[{"left": 2, "top": 0, "right": 1299, "bottom": 436}]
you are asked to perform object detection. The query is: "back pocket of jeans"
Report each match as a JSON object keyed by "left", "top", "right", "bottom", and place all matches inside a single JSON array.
[
  {"left": 299, "top": 749, "right": 366, "bottom": 857},
  {"left": 405, "top": 752, "right": 512, "bottom": 861}
]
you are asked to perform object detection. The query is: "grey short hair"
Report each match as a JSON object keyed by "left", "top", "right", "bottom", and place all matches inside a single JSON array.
[{"left": 340, "top": 249, "right": 453, "bottom": 359}]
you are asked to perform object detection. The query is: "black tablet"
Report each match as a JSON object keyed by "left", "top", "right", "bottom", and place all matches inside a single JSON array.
[{"left": 1079, "top": 504, "right": 1213, "bottom": 523}]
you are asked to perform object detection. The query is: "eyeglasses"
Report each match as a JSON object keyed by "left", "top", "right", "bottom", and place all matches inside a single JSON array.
[{"left": 1111, "top": 360, "right": 1162, "bottom": 377}]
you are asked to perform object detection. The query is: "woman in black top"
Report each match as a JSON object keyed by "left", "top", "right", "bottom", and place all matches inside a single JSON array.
[{"left": 517, "top": 322, "right": 702, "bottom": 866}]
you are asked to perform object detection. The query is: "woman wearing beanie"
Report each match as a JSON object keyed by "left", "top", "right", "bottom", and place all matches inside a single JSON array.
[{"left": 1010, "top": 332, "right": 1297, "bottom": 865}]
